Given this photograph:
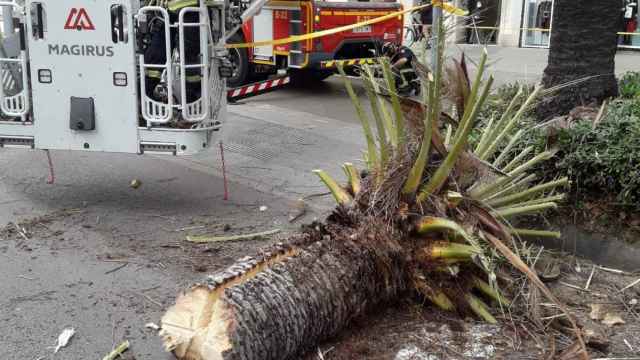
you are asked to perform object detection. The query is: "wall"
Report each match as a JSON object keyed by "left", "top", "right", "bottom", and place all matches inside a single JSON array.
[{"left": 498, "top": 0, "right": 523, "bottom": 47}]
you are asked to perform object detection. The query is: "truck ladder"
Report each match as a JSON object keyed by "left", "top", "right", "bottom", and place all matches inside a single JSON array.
[
  {"left": 138, "top": 5, "right": 212, "bottom": 126},
  {"left": 177, "top": 5, "right": 210, "bottom": 123},
  {"left": 288, "top": 8, "right": 304, "bottom": 68},
  {"left": 0, "top": 1, "right": 30, "bottom": 119},
  {"left": 138, "top": 6, "right": 174, "bottom": 125}
]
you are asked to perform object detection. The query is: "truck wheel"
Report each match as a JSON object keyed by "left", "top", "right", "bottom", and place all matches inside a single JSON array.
[{"left": 227, "top": 34, "right": 249, "bottom": 88}]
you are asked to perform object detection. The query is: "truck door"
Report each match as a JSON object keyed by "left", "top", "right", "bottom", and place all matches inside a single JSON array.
[
  {"left": 252, "top": 8, "right": 274, "bottom": 61},
  {"left": 26, "top": 0, "right": 139, "bottom": 153}
]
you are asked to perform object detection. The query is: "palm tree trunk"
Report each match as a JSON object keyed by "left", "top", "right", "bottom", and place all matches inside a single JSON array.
[
  {"left": 160, "top": 229, "right": 407, "bottom": 360},
  {"left": 536, "top": 0, "right": 620, "bottom": 120}
]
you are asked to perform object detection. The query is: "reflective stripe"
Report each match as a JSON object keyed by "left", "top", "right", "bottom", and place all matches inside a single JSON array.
[
  {"left": 185, "top": 75, "right": 202, "bottom": 82},
  {"left": 398, "top": 68, "right": 414, "bottom": 87},
  {"left": 167, "top": 0, "right": 198, "bottom": 11},
  {"left": 146, "top": 69, "right": 162, "bottom": 78}
]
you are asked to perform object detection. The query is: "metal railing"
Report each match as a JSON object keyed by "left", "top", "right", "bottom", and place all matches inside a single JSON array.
[
  {"left": 0, "top": 1, "right": 30, "bottom": 119},
  {"left": 177, "top": 6, "right": 210, "bottom": 122},
  {"left": 138, "top": 4, "right": 216, "bottom": 126},
  {"left": 138, "top": 6, "right": 174, "bottom": 124}
]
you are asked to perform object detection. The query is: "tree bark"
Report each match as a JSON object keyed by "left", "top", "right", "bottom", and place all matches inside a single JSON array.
[
  {"left": 536, "top": 0, "right": 620, "bottom": 120},
  {"left": 160, "top": 228, "right": 408, "bottom": 360}
]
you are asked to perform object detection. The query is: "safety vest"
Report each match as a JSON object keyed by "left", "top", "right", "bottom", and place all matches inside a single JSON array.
[
  {"left": 143, "top": 0, "right": 199, "bottom": 11},
  {"left": 167, "top": 0, "right": 199, "bottom": 11}
]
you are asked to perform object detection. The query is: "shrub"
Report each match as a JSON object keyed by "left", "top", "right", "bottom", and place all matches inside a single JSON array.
[
  {"left": 479, "top": 82, "right": 535, "bottom": 121},
  {"left": 473, "top": 78, "right": 640, "bottom": 210},
  {"left": 619, "top": 71, "right": 640, "bottom": 99},
  {"left": 555, "top": 99, "right": 640, "bottom": 206},
  {"left": 470, "top": 82, "right": 538, "bottom": 151}
]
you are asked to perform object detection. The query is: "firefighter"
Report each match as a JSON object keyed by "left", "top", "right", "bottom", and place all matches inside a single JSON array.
[
  {"left": 144, "top": 0, "right": 202, "bottom": 105},
  {"left": 381, "top": 42, "right": 420, "bottom": 96}
]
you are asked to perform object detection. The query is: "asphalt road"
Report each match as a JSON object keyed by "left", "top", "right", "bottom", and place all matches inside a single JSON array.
[
  {"left": 255, "top": 44, "right": 640, "bottom": 122},
  {"left": 0, "top": 83, "right": 365, "bottom": 359},
  {"left": 1, "top": 45, "right": 639, "bottom": 359}
]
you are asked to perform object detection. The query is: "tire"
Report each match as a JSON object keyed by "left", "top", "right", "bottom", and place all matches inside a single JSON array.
[{"left": 227, "top": 34, "right": 249, "bottom": 88}]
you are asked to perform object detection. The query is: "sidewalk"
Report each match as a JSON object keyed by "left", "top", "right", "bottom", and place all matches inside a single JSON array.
[
  {"left": 166, "top": 102, "right": 365, "bottom": 212},
  {"left": 447, "top": 44, "right": 640, "bottom": 86}
]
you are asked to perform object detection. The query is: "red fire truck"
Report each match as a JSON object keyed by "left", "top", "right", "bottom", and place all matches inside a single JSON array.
[{"left": 227, "top": 0, "right": 404, "bottom": 87}]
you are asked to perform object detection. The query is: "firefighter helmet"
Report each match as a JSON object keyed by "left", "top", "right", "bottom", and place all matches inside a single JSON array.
[{"left": 381, "top": 42, "right": 398, "bottom": 57}]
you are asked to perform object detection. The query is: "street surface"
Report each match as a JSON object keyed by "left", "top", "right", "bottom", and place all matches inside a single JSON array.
[{"left": 1, "top": 45, "right": 639, "bottom": 359}]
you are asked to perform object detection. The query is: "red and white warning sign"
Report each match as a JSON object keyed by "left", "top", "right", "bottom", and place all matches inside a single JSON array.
[{"left": 64, "top": 8, "right": 95, "bottom": 30}]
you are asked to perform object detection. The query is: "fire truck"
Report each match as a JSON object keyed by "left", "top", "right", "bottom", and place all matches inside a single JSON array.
[
  {"left": 226, "top": 0, "right": 404, "bottom": 87},
  {"left": 0, "top": 0, "right": 231, "bottom": 156},
  {"left": 0, "top": 0, "right": 403, "bottom": 160}
]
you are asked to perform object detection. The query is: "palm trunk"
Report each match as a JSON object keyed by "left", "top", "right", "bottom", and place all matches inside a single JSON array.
[
  {"left": 160, "top": 228, "right": 407, "bottom": 360},
  {"left": 536, "top": 0, "right": 619, "bottom": 120}
]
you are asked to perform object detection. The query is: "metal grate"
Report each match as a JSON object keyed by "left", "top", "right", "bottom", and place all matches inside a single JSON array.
[
  {"left": 0, "top": 136, "right": 34, "bottom": 148},
  {"left": 226, "top": 122, "right": 320, "bottom": 162}
]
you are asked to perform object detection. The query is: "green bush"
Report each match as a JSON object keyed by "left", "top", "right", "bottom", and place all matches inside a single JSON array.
[
  {"left": 555, "top": 99, "right": 640, "bottom": 206},
  {"left": 473, "top": 80, "right": 640, "bottom": 209},
  {"left": 469, "top": 83, "right": 537, "bottom": 148},
  {"left": 479, "top": 82, "right": 535, "bottom": 121},
  {"left": 619, "top": 71, "right": 640, "bottom": 99}
]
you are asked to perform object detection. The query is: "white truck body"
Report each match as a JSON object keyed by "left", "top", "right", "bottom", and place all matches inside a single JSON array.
[{"left": 0, "top": 0, "right": 227, "bottom": 155}]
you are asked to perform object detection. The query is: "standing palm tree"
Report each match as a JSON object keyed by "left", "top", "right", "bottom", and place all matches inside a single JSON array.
[{"left": 536, "top": 0, "right": 620, "bottom": 119}]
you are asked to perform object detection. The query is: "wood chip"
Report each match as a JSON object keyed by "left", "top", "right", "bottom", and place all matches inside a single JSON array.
[
  {"left": 560, "top": 281, "right": 589, "bottom": 292},
  {"left": 601, "top": 313, "right": 625, "bottom": 327},
  {"left": 583, "top": 326, "right": 609, "bottom": 352},
  {"left": 624, "top": 339, "right": 634, "bottom": 352},
  {"left": 585, "top": 265, "right": 596, "bottom": 290},
  {"left": 597, "top": 266, "right": 631, "bottom": 276},
  {"left": 620, "top": 278, "right": 640, "bottom": 293},
  {"left": 589, "top": 304, "right": 605, "bottom": 321}
]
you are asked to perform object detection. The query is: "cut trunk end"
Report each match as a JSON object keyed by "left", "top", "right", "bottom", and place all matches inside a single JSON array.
[{"left": 161, "top": 234, "right": 406, "bottom": 360}]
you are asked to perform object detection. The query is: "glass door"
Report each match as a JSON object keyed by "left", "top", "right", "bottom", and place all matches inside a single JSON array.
[
  {"left": 460, "top": 0, "right": 502, "bottom": 45},
  {"left": 521, "top": 0, "right": 553, "bottom": 48},
  {"left": 619, "top": 0, "right": 640, "bottom": 49}
]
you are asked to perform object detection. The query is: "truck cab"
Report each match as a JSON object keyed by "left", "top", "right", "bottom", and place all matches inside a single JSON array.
[{"left": 0, "top": 0, "right": 228, "bottom": 155}]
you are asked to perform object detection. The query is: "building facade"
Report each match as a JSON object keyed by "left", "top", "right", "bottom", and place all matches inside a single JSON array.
[
  {"left": 401, "top": 0, "right": 640, "bottom": 50},
  {"left": 501, "top": 0, "right": 639, "bottom": 49}
]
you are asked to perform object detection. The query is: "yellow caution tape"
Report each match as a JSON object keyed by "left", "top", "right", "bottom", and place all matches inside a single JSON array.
[
  {"left": 431, "top": 0, "right": 468, "bottom": 16},
  {"left": 421, "top": 23, "right": 640, "bottom": 36},
  {"left": 321, "top": 57, "right": 378, "bottom": 68},
  {"left": 226, "top": 2, "right": 468, "bottom": 49}
]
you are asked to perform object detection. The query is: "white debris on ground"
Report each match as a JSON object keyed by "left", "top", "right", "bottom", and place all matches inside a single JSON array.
[
  {"left": 394, "top": 324, "right": 499, "bottom": 359},
  {"left": 53, "top": 328, "right": 76, "bottom": 353},
  {"left": 145, "top": 322, "right": 160, "bottom": 331},
  {"left": 462, "top": 325, "right": 497, "bottom": 358},
  {"left": 394, "top": 345, "right": 438, "bottom": 360}
]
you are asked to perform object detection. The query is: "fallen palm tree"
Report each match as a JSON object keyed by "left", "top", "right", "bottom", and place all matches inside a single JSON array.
[{"left": 159, "top": 36, "right": 587, "bottom": 359}]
